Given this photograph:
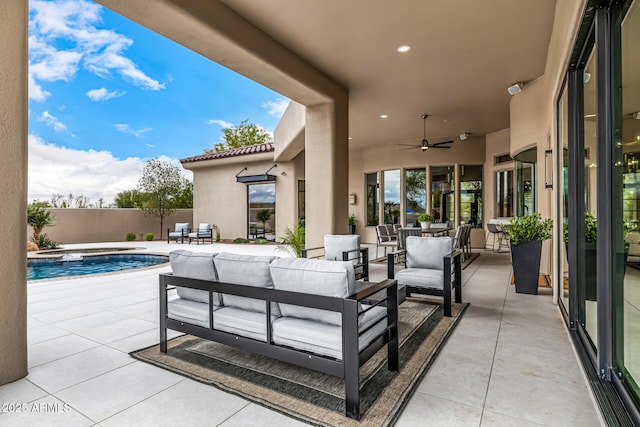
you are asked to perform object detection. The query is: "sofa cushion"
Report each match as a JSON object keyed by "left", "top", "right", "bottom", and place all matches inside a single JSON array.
[
  {"left": 167, "top": 296, "right": 219, "bottom": 328},
  {"left": 270, "top": 257, "right": 356, "bottom": 326},
  {"left": 170, "top": 250, "right": 221, "bottom": 306},
  {"left": 395, "top": 268, "right": 443, "bottom": 290},
  {"left": 271, "top": 305, "right": 387, "bottom": 359},
  {"left": 213, "top": 306, "right": 278, "bottom": 342},
  {"left": 406, "top": 236, "right": 452, "bottom": 270},
  {"left": 214, "top": 253, "right": 279, "bottom": 315}
]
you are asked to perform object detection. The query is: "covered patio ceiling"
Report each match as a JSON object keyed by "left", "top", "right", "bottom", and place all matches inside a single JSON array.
[
  {"left": 96, "top": 0, "right": 557, "bottom": 151},
  {"left": 221, "top": 0, "right": 557, "bottom": 150}
]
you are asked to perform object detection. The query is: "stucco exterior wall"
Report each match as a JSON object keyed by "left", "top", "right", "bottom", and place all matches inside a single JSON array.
[
  {"left": 0, "top": 0, "right": 28, "bottom": 385},
  {"left": 28, "top": 209, "right": 193, "bottom": 244},
  {"left": 188, "top": 155, "right": 303, "bottom": 241}
]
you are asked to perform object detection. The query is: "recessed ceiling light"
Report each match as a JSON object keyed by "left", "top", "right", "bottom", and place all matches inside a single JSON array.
[
  {"left": 507, "top": 82, "right": 523, "bottom": 95},
  {"left": 397, "top": 45, "right": 411, "bottom": 53},
  {"left": 348, "top": 137, "right": 353, "bottom": 140},
  {"left": 380, "top": 114, "right": 389, "bottom": 119}
]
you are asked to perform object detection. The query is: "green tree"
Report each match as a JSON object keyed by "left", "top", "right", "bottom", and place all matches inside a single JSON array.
[
  {"left": 206, "top": 119, "right": 270, "bottom": 153},
  {"left": 137, "top": 158, "right": 186, "bottom": 238},
  {"left": 27, "top": 204, "right": 55, "bottom": 241},
  {"left": 114, "top": 189, "right": 149, "bottom": 208},
  {"left": 172, "top": 178, "right": 193, "bottom": 209}
]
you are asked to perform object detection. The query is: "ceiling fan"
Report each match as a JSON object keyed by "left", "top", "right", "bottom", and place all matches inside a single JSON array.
[{"left": 398, "top": 114, "right": 454, "bottom": 151}]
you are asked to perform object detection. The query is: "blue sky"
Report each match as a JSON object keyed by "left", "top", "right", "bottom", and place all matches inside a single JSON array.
[{"left": 28, "top": 0, "right": 289, "bottom": 203}]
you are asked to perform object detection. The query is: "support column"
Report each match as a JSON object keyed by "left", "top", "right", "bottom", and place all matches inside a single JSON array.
[
  {"left": 0, "top": 0, "right": 28, "bottom": 385},
  {"left": 305, "top": 100, "right": 349, "bottom": 248}
]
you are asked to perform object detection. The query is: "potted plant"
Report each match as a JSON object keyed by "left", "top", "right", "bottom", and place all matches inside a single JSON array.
[
  {"left": 418, "top": 213, "right": 434, "bottom": 231},
  {"left": 348, "top": 213, "right": 357, "bottom": 234},
  {"left": 507, "top": 212, "right": 553, "bottom": 295}
]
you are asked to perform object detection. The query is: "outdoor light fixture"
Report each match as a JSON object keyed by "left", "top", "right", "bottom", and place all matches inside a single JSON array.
[
  {"left": 583, "top": 72, "right": 591, "bottom": 83},
  {"left": 396, "top": 45, "right": 411, "bottom": 53},
  {"left": 633, "top": 112, "right": 640, "bottom": 120},
  {"left": 459, "top": 133, "right": 469, "bottom": 141},
  {"left": 507, "top": 83, "right": 523, "bottom": 95},
  {"left": 380, "top": 114, "right": 389, "bottom": 118}
]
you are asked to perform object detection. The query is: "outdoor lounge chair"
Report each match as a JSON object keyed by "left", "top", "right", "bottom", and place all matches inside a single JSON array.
[
  {"left": 387, "top": 236, "right": 462, "bottom": 316},
  {"left": 188, "top": 223, "right": 213, "bottom": 244},
  {"left": 167, "top": 222, "right": 190, "bottom": 244},
  {"left": 376, "top": 225, "right": 398, "bottom": 258},
  {"left": 302, "top": 234, "right": 369, "bottom": 281}
]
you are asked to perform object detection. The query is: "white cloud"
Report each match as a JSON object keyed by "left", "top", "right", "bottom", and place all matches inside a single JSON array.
[
  {"left": 28, "top": 134, "right": 191, "bottom": 204},
  {"left": 207, "top": 119, "right": 233, "bottom": 128},
  {"left": 28, "top": 72, "right": 51, "bottom": 102},
  {"left": 38, "top": 111, "right": 67, "bottom": 132},
  {"left": 29, "top": 0, "right": 165, "bottom": 97},
  {"left": 262, "top": 98, "right": 290, "bottom": 118},
  {"left": 86, "top": 87, "right": 126, "bottom": 101},
  {"left": 114, "top": 123, "right": 152, "bottom": 138}
]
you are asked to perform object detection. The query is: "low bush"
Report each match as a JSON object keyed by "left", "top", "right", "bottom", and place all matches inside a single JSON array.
[
  {"left": 144, "top": 233, "right": 154, "bottom": 241},
  {"left": 232, "top": 237, "right": 249, "bottom": 244},
  {"left": 125, "top": 232, "right": 136, "bottom": 241},
  {"left": 36, "top": 233, "right": 59, "bottom": 249},
  {"left": 254, "top": 238, "right": 269, "bottom": 245}
]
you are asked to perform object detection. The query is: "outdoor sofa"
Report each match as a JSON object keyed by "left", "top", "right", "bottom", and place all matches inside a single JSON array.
[{"left": 160, "top": 250, "right": 399, "bottom": 420}]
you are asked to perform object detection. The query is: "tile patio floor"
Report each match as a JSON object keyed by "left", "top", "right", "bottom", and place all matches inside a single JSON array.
[{"left": 0, "top": 241, "right": 602, "bottom": 426}]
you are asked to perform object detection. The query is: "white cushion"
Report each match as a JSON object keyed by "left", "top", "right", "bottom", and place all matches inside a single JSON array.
[
  {"left": 170, "top": 250, "right": 222, "bottom": 306},
  {"left": 198, "top": 223, "right": 211, "bottom": 233},
  {"left": 324, "top": 235, "right": 360, "bottom": 263},
  {"left": 167, "top": 296, "right": 220, "bottom": 328},
  {"left": 271, "top": 305, "right": 387, "bottom": 359},
  {"left": 395, "top": 268, "right": 444, "bottom": 290},
  {"left": 213, "top": 306, "right": 277, "bottom": 342},
  {"left": 213, "top": 253, "right": 279, "bottom": 315},
  {"left": 270, "top": 257, "right": 356, "bottom": 326},
  {"left": 174, "top": 223, "right": 189, "bottom": 232},
  {"left": 406, "top": 236, "right": 452, "bottom": 270}
]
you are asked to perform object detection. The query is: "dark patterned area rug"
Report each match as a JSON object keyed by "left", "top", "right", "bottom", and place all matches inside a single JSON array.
[{"left": 131, "top": 298, "right": 467, "bottom": 427}]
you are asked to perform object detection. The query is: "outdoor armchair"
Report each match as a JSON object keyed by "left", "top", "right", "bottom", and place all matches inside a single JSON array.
[
  {"left": 375, "top": 225, "right": 398, "bottom": 258},
  {"left": 167, "top": 222, "right": 190, "bottom": 244},
  {"left": 188, "top": 223, "right": 213, "bottom": 244},
  {"left": 302, "top": 234, "right": 369, "bottom": 281},
  {"left": 387, "top": 236, "right": 462, "bottom": 316}
]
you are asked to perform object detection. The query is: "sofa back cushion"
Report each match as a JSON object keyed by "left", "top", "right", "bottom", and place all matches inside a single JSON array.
[
  {"left": 324, "top": 235, "right": 359, "bottom": 263},
  {"left": 170, "top": 250, "right": 221, "bottom": 306},
  {"left": 198, "top": 223, "right": 211, "bottom": 233},
  {"left": 406, "top": 236, "right": 452, "bottom": 270},
  {"left": 214, "top": 253, "right": 279, "bottom": 315},
  {"left": 270, "top": 257, "right": 356, "bottom": 326}
]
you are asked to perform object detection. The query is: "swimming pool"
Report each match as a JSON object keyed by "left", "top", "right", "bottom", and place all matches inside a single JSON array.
[{"left": 28, "top": 254, "right": 169, "bottom": 281}]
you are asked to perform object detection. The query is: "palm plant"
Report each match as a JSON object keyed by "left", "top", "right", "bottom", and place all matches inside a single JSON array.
[
  {"left": 278, "top": 224, "right": 305, "bottom": 257},
  {"left": 27, "top": 205, "right": 55, "bottom": 242},
  {"left": 256, "top": 209, "right": 273, "bottom": 230}
]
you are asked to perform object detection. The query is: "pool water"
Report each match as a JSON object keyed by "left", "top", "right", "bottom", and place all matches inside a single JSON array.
[{"left": 28, "top": 254, "right": 169, "bottom": 281}]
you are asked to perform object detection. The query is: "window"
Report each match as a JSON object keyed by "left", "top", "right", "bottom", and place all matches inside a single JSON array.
[
  {"left": 298, "top": 180, "right": 305, "bottom": 227},
  {"left": 247, "top": 183, "right": 275, "bottom": 241},
  {"left": 366, "top": 172, "right": 379, "bottom": 226},
  {"left": 495, "top": 170, "right": 513, "bottom": 217},
  {"left": 383, "top": 169, "right": 400, "bottom": 224},
  {"left": 431, "top": 166, "right": 454, "bottom": 223},
  {"left": 460, "top": 165, "right": 482, "bottom": 227},
  {"left": 515, "top": 159, "right": 537, "bottom": 216},
  {"left": 494, "top": 154, "right": 513, "bottom": 165},
  {"left": 405, "top": 168, "right": 426, "bottom": 227}
]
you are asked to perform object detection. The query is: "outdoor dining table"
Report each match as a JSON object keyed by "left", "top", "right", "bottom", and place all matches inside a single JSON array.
[{"left": 421, "top": 227, "right": 453, "bottom": 237}]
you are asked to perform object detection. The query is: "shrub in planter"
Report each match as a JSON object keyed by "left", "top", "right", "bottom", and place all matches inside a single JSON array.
[
  {"left": 417, "top": 213, "right": 434, "bottom": 230},
  {"left": 348, "top": 213, "right": 357, "bottom": 235},
  {"left": 125, "top": 232, "right": 136, "bottom": 241},
  {"left": 278, "top": 224, "right": 305, "bottom": 257},
  {"left": 144, "top": 233, "right": 154, "bottom": 241},
  {"left": 507, "top": 213, "right": 553, "bottom": 295}
]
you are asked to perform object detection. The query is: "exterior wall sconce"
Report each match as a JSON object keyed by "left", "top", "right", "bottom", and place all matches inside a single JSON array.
[
  {"left": 507, "top": 82, "right": 523, "bottom": 95},
  {"left": 544, "top": 149, "right": 553, "bottom": 189},
  {"left": 349, "top": 194, "right": 357, "bottom": 205}
]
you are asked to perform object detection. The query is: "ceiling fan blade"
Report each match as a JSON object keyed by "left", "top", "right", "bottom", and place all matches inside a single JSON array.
[
  {"left": 397, "top": 143, "right": 421, "bottom": 147},
  {"left": 429, "top": 145, "right": 450, "bottom": 149},
  {"left": 430, "top": 140, "right": 454, "bottom": 146},
  {"left": 399, "top": 147, "right": 418, "bottom": 151}
]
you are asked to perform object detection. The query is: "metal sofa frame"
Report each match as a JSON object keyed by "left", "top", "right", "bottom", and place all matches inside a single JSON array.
[{"left": 159, "top": 273, "right": 399, "bottom": 420}]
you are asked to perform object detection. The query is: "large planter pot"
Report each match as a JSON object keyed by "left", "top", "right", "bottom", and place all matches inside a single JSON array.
[
  {"left": 348, "top": 224, "right": 356, "bottom": 235},
  {"left": 511, "top": 240, "right": 542, "bottom": 295},
  {"left": 420, "top": 221, "right": 431, "bottom": 231}
]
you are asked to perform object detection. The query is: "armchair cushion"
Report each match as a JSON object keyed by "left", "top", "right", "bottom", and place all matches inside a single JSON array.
[
  {"left": 324, "top": 235, "right": 360, "bottom": 262},
  {"left": 169, "top": 250, "right": 222, "bottom": 306},
  {"left": 395, "top": 268, "right": 443, "bottom": 290},
  {"left": 406, "top": 236, "right": 452, "bottom": 270},
  {"left": 174, "top": 223, "right": 190, "bottom": 232},
  {"left": 213, "top": 253, "right": 279, "bottom": 315},
  {"left": 270, "top": 257, "right": 356, "bottom": 326}
]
